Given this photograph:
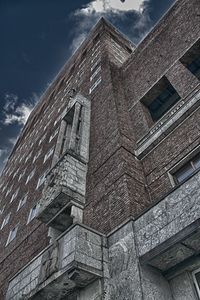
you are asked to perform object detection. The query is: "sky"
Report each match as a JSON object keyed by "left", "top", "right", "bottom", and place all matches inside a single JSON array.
[{"left": 0, "top": 0, "right": 175, "bottom": 171}]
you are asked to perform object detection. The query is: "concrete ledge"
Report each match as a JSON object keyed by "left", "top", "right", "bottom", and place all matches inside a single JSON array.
[
  {"left": 135, "top": 170, "right": 200, "bottom": 271},
  {"left": 37, "top": 152, "right": 87, "bottom": 231},
  {"left": 6, "top": 225, "right": 105, "bottom": 300}
]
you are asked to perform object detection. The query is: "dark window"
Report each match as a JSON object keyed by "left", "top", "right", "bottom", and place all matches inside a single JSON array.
[
  {"left": 187, "top": 55, "right": 200, "bottom": 80},
  {"left": 181, "top": 38, "right": 200, "bottom": 80},
  {"left": 173, "top": 153, "right": 200, "bottom": 184},
  {"left": 146, "top": 84, "right": 180, "bottom": 122}
]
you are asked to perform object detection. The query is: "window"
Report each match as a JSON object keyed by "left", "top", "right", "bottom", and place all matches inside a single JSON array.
[
  {"left": 5, "top": 185, "right": 13, "bottom": 197},
  {"left": 17, "top": 195, "right": 27, "bottom": 211},
  {"left": 187, "top": 55, "right": 200, "bottom": 80},
  {"left": 38, "top": 134, "right": 47, "bottom": 145},
  {"left": 181, "top": 39, "right": 200, "bottom": 80},
  {"left": 6, "top": 226, "right": 18, "bottom": 246},
  {"left": 18, "top": 168, "right": 27, "bottom": 181},
  {"left": 89, "top": 77, "right": 102, "bottom": 94},
  {"left": 49, "top": 129, "right": 59, "bottom": 143},
  {"left": 27, "top": 205, "right": 38, "bottom": 223},
  {"left": 90, "top": 66, "right": 101, "bottom": 82},
  {"left": 26, "top": 169, "right": 35, "bottom": 184},
  {"left": 25, "top": 151, "right": 32, "bottom": 163},
  {"left": 60, "top": 104, "right": 82, "bottom": 156},
  {"left": 0, "top": 205, "right": 5, "bottom": 215},
  {"left": 43, "top": 147, "right": 54, "bottom": 163},
  {"left": 1, "top": 213, "right": 11, "bottom": 229},
  {"left": 53, "top": 97, "right": 89, "bottom": 164},
  {"left": 10, "top": 188, "right": 19, "bottom": 203},
  {"left": 36, "top": 169, "right": 49, "bottom": 189},
  {"left": 142, "top": 78, "right": 181, "bottom": 122},
  {"left": 91, "top": 57, "right": 101, "bottom": 71},
  {"left": 193, "top": 268, "right": 200, "bottom": 298},
  {"left": 173, "top": 152, "right": 200, "bottom": 184}
]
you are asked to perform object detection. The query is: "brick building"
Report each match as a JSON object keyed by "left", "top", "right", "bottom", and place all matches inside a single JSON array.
[{"left": 1, "top": 0, "right": 200, "bottom": 299}]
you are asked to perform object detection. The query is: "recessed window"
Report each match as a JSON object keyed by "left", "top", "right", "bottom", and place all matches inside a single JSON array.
[
  {"left": 25, "top": 151, "right": 32, "bottom": 163},
  {"left": 1, "top": 213, "right": 11, "bottom": 229},
  {"left": 26, "top": 169, "right": 35, "bottom": 184},
  {"left": 36, "top": 169, "right": 49, "bottom": 189},
  {"left": 141, "top": 78, "right": 181, "bottom": 122},
  {"left": 181, "top": 39, "right": 200, "bottom": 80},
  {"left": 6, "top": 226, "right": 18, "bottom": 246},
  {"left": 43, "top": 147, "right": 54, "bottom": 163},
  {"left": 38, "top": 134, "right": 47, "bottom": 146},
  {"left": 17, "top": 195, "right": 27, "bottom": 211},
  {"left": 49, "top": 129, "right": 59, "bottom": 143},
  {"left": 89, "top": 77, "right": 102, "bottom": 94},
  {"left": 10, "top": 188, "right": 19, "bottom": 203},
  {"left": 90, "top": 66, "right": 101, "bottom": 82},
  {"left": 173, "top": 152, "right": 200, "bottom": 184},
  {"left": 18, "top": 168, "right": 27, "bottom": 181},
  {"left": 193, "top": 268, "right": 200, "bottom": 298},
  {"left": 91, "top": 57, "right": 101, "bottom": 71},
  {"left": 0, "top": 205, "right": 5, "bottom": 215},
  {"left": 5, "top": 185, "right": 13, "bottom": 197},
  {"left": 27, "top": 205, "right": 38, "bottom": 223}
]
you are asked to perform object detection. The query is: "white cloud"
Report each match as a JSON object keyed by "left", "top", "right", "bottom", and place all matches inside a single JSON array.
[
  {"left": 71, "top": 0, "right": 151, "bottom": 52},
  {"left": 79, "top": 0, "right": 145, "bottom": 15},
  {"left": 2, "top": 93, "right": 39, "bottom": 126},
  {"left": 8, "top": 137, "right": 17, "bottom": 145},
  {"left": 3, "top": 103, "right": 35, "bottom": 126},
  {"left": 3, "top": 93, "right": 18, "bottom": 111}
]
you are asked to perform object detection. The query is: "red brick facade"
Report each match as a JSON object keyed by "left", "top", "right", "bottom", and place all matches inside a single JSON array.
[{"left": 1, "top": 0, "right": 200, "bottom": 297}]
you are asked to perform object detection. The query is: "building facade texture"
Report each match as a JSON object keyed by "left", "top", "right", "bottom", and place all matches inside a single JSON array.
[{"left": 1, "top": 0, "right": 200, "bottom": 299}]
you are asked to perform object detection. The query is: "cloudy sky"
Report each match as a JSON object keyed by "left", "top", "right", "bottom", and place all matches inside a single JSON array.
[{"left": 0, "top": 0, "right": 175, "bottom": 171}]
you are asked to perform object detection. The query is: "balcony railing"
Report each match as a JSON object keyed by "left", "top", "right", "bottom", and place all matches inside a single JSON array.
[
  {"left": 6, "top": 224, "right": 105, "bottom": 300},
  {"left": 37, "top": 151, "right": 87, "bottom": 232}
]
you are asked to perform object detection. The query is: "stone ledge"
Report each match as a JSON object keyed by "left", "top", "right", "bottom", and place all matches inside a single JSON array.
[
  {"left": 135, "top": 170, "right": 200, "bottom": 271},
  {"left": 6, "top": 225, "right": 105, "bottom": 300},
  {"left": 37, "top": 151, "right": 87, "bottom": 231}
]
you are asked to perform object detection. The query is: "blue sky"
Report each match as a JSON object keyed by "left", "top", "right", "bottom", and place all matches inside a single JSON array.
[{"left": 0, "top": 0, "right": 175, "bottom": 171}]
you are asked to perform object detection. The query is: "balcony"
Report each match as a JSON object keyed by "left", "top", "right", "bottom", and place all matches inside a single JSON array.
[
  {"left": 37, "top": 151, "right": 87, "bottom": 232},
  {"left": 6, "top": 224, "right": 105, "bottom": 300},
  {"left": 135, "top": 170, "right": 200, "bottom": 272}
]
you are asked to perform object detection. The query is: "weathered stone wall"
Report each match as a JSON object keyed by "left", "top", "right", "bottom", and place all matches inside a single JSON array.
[
  {"left": 6, "top": 225, "right": 105, "bottom": 300},
  {"left": 104, "top": 221, "right": 174, "bottom": 300},
  {"left": 135, "top": 170, "right": 200, "bottom": 257},
  {"left": 169, "top": 272, "right": 198, "bottom": 300}
]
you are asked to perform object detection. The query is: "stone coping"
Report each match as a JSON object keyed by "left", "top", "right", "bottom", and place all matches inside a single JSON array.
[{"left": 8, "top": 222, "right": 105, "bottom": 284}]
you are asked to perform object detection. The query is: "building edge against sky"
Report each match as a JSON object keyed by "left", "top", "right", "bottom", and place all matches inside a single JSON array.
[{"left": 1, "top": 0, "right": 200, "bottom": 299}]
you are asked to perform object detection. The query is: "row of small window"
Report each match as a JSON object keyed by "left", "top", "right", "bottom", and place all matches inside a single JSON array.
[
  {"left": 89, "top": 45, "right": 102, "bottom": 94},
  {"left": 2, "top": 168, "right": 49, "bottom": 208},
  {"left": 2, "top": 205, "right": 38, "bottom": 246},
  {"left": 4, "top": 142, "right": 55, "bottom": 182},
  {"left": 7, "top": 114, "right": 60, "bottom": 169}
]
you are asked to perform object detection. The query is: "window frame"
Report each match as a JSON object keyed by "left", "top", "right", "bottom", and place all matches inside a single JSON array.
[
  {"left": 1, "top": 213, "right": 11, "bottom": 229},
  {"left": 27, "top": 205, "right": 38, "bottom": 224},
  {"left": 6, "top": 225, "right": 18, "bottom": 246},
  {"left": 192, "top": 268, "right": 200, "bottom": 299},
  {"left": 169, "top": 147, "right": 200, "bottom": 186}
]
